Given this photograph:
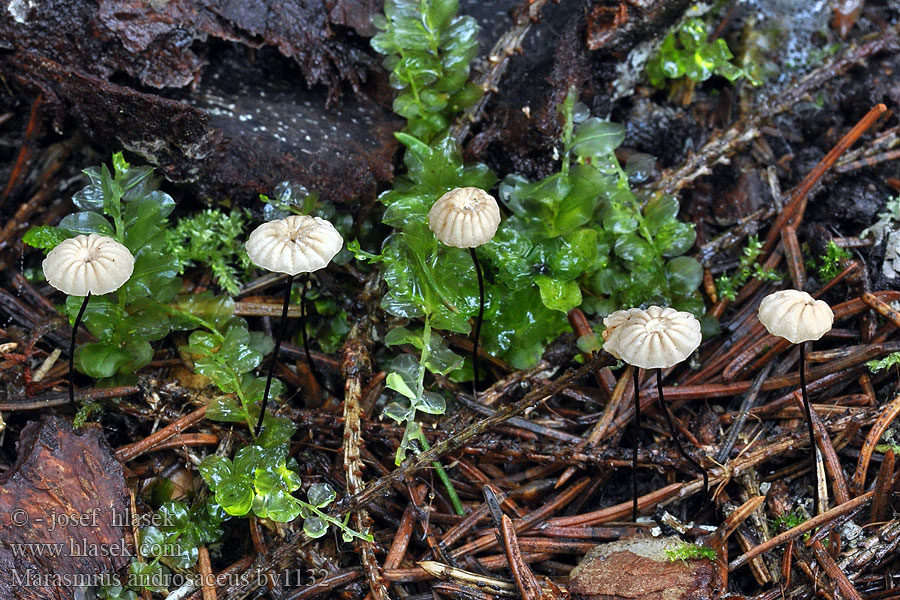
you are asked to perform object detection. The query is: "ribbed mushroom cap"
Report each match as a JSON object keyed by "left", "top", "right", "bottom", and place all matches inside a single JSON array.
[
  {"left": 245, "top": 215, "right": 343, "bottom": 276},
  {"left": 428, "top": 187, "right": 501, "bottom": 248},
  {"left": 602, "top": 306, "right": 702, "bottom": 369},
  {"left": 758, "top": 289, "right": 833, "bottom": 344},
  {"left": 42, "top": 234, "right": 134, "bottom": 296}
]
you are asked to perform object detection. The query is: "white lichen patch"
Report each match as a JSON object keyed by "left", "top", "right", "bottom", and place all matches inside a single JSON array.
[
  {"left": 883, "top": 230, "right": 900, "bottom": 279},
  {"left": 861, "top": 196, "right": 900, "bottom": 279},
  {"left": 7, "top": 0, "right": 37, "bottom": 23}
]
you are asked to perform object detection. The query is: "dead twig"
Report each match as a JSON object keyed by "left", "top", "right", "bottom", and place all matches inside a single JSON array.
[
  {"left": 341, "top": 273, "right": 390, "bottom": 600},
  {"left": 197, "top": 546, "right": 216, "bottom": 600},
  {"left": 331, "top": 354, "right": 611, "bottom": 516},
  {"left": 728, "top": 492, "right": 874, "bottom": 571},
  {"left": 116, "top": 406, "right": 208, "bottom": 462},
  {"left": 850, "top": 391, "right": 900, "bottom": 496},
  {"left": 870, "top": 448, "right": 896, "bottom": 524},
  {"left": 809, "top": 539, "right": 863, "bottom": 600}
]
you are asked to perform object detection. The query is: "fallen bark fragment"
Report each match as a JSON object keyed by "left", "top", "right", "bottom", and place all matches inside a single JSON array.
[
  {"left": 567, "top": 536, "right": 723, "bottom": 600},
  {"left": 0, "top": 416, "right": 131, "bottom": 600}
]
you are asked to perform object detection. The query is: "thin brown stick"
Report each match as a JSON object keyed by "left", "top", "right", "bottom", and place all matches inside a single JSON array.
[
  {"left": 198, "top": 546, "right": 216, "bottom": 600},
  {"left": 708, "top": 495, "right": 766, "bottom": 545},
  {"left": 500, "top": 514, "right": 541, "bottom": 600},
  {"left": 809, "top": 539, "right": 863, "bottom": 600},
  {"left": 728, "top": 492, "right": 874, "bottom": 571},
  {"left": 385, "top": 553, "right": 554, "bottom": 583},
  {"left": 0, "top": 384, "right": 141, "bottom": 411},
  {"left": 0, "top": 94, "right": 43, "bottom": 208},
  {"left": 383, "top": 503, "right": 415, "bottom": 570},
  {"left": 115, "top": 406, "right": 207, "bottom": 462},
  {"left": 870, "top": 449, "right": 896, "bottom": 524},
  {"left": 850, "top": 391, "right": 900, "bottom": 496},
  {"left": 341, "top": 275, "right": 389, "bottom": 600},
  {"left": 150, "top": 433, "right": 218, "bottom": 453},
  {"left": 762, "top": 104, "right": 888, "bottom": 255},
  {"left": 781, "top": 225, "right": 805, "bottom": 288},
  {"left": 861, "top": 291, "right": 900, "bottom": 331},
  {"left": 285, "top": 570, "right": 364, "bottom": 600},
  {"left": 791, "top": 390, "right": 851, "bottom": 506}
]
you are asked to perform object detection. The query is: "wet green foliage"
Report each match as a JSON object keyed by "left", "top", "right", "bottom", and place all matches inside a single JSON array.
[
  {"left": 646, "top": 19, "right": 754, "bottom": 87},
  {"left": 384, "top": 323, "right": 461, "bottom": 464},
  {"left": 359, "top": 87, "right": 707, "bottom": 370},
  {"left": 175, "top": 292, "right": 292, "bottom": 437},
  {"left": 715, "top": 235, "right": 782, "bottom": 302},
  {"left": 371, "top": 0, "right": 482, "bottom": 143},
  {"left": 500, "top": 91, "right": 706, "bottom": 328},
  {"left": 138, "top": 501, "right": 226, "bottom": 570},
  {"left": 295, "top": 286, "right": 351, "bottom": 355},
  {"left": 164, "top": 209, "right": 252, "bottom": 296},
  {"left": 94, "top": 582, "right": 137, "bottom": 600},
  {"left": 875, "top": 426, "right": 900, "bottom": 454},
  {"left": 772, "top": 509, "right": 806, "bottom": 532},
  {"left": 199, "top": 441, "right": 371, "bottom": 541}
]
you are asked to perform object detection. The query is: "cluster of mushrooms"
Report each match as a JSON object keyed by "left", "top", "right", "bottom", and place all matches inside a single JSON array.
[
  {"left": 603, "top": 290, "right": 834, "bottom": 519},
  {"left": 43, "top": 186, "right": 835, "bottom": 519},
  {"left": 42, "top": 216, "right": 344, "bottom": 437},
  {"left": 41, "top": 186, "right": 502, "bottom": 436}
]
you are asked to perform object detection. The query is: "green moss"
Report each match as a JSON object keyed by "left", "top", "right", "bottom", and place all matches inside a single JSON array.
[
  {"left": 716, "top": 235, "right": 782, "bottom": 302},
  {"left": 664, "top": 542, "right": 717, "bottom": 562}
]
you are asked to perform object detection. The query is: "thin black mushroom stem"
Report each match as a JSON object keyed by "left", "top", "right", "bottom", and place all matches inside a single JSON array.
[
  {"left": 629, "top": 367, "right": 710, "bottom": 522},
  {"left": 799, "top": 340, "right": 820, "bottom": 515},
  {"left": 631, "top": 366, "right": 641, "bottom": 522},
  {"left": 602, "top": 306, "right": 705, "bottom": 522},
  {"left": 469, "top": 247, "right": 485, "bottom": 397},
  {"left": 653, "top": 368, "right": 709, "bottom": 501},
  {"left": 69, "top": 293, "right": 91, "bottom": 409},
  {"left": 255, "top": 275, "right": 294, "bottom": 437},
  {"left": 298, "top": 276, "right": 333, "bottom": 396},
  {"left": 426, "top": 186, "right": 501, "bottom": 400}
]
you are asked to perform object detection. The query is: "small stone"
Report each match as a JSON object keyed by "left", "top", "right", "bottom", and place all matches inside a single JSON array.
[{"left": 568, "top": 536, "right": 723, "bottom": 600}]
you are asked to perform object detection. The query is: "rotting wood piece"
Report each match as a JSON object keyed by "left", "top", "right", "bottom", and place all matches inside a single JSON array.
[
  {"left": 0, "top": 416, "right": 131, "bottom": 600},
  {"left": 567, "top": 536, "right": 723, "bottom": 600},
  {"left": 1, "top": 0, "right": 375, "bottom": 95},
  {"left": 2, "top": 48, "right": 401, "bottom": 207}
]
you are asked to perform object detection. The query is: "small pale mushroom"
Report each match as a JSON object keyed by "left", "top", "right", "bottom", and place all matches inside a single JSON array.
[
  {"left": 758, "top": 289, "right": 834, "bottom": 514},
  {"left": 603, "top": 306, "right": 706, "bottom": 520},
  {"left": 245, "top": 215, "right": 343, "bottom": 436},
  {"left": 428, "top": 187, "right": 501, "bottom": 396},
  {"left": 42, "top": 233, "right": 134, "bottom": 408}
]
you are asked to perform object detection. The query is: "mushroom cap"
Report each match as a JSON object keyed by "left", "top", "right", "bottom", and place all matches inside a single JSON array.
[
  {"left": 245, "top": 215, "right": 343, "bottom": 276},
  {"left": 428, "top": 187, "right": 501, "bottom": 248},
  {"left": 42, "top": 234, "right": 134, "bottom": 296},
  {"left": 602, "top": 306, "right": 702, "bottom": 369},
  {"left": 758, "top": 289, "right": 833, "bottom": 344}
]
